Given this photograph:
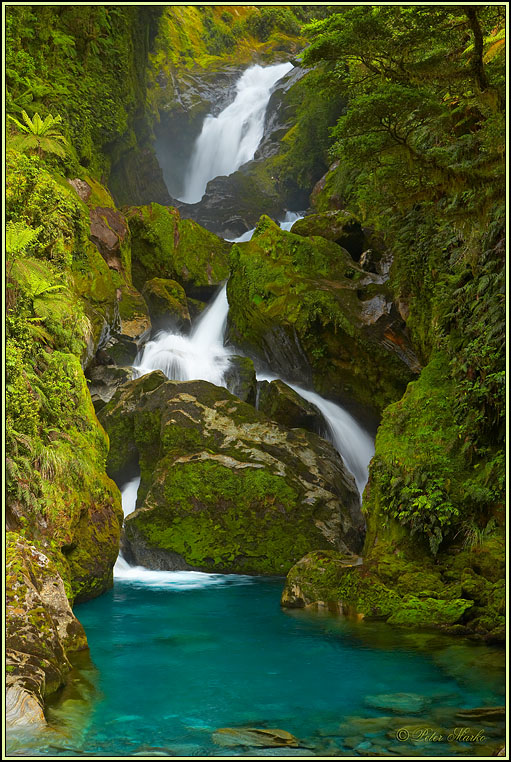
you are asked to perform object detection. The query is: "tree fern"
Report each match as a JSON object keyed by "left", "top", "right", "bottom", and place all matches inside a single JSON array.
[{"left": 7, "top": 110, "right": 68, "bottom": 158}]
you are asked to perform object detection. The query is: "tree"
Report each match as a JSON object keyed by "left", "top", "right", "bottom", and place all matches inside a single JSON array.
[{"left": 7, "top": 110, "right": 68, "bottom": 158}]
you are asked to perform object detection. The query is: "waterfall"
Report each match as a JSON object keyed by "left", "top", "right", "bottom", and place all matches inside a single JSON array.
[
  {"left": 133, "top": 284, "right": 232, "bottom": 387},
  {"left": 256, "top": 373, "right": 374, "bottom": 494},
  {"left": 279, "top": 211, "right": 304, "bottom": 231},
  {"left": 179, "top": 62, "right": 293, "bottom": 204}
]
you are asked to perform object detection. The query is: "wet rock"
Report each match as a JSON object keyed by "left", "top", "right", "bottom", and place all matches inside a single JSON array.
[
  {"left": 6, "top": 534, "right": 88, "bottom": 729},
  {"left": 126, "top": 203, "right": 230, "bottom": 296},
  {"left": 365, "top": 693, "right": 429, "bottom": 714},
  {"left": 89, "top": 206, "right": 128, "bottom": 272},
  {"left": 227, "top": 215, "right": 420, "bottom": 417},
  {"left": 98, "top": 373, "right": 364, "bottom": 574},
  {"left": 257, "top": 379, "right": 325, "bottom": 434},
  {"left": 224, "top": 355, "right": 257, "bottom": 404},
  {"left": 142, "top": 277, "right": 191, "bottom": 333},
  {"left": 212, "top": 727, "right": 299, "bottom": 748},
  {"left": 87, "top": 365, "right": 134, "bottom": 407},
  {"left": 99, "top": 335, "right": 139, "bottom": 367}
]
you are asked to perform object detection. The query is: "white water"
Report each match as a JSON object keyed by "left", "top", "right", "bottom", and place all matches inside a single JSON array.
[
  {"left": 133, "top": 284, "right": 232, "bottom": 386},
  {"left": 257, "top": 373, "right": 374, "bottom": 494},
  {"left": 179, "top": 62, "right": 293, "bottom": 204},
  {"left": 279, "top": 211, "right": 304, "bottom": 231},
  {"left": 114, "top": 475, "right": 253, "bottom": 587}
]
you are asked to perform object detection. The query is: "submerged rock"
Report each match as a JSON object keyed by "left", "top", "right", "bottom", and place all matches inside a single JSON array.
[
  {"left": 98, "top": 372, "right": 364, "bottom": 574},
  {"left": 212, "top": 727, "right": 299, "bottom": 748},
  {"left": 365, "top": 693, "right": 429, "bottom": 714}
]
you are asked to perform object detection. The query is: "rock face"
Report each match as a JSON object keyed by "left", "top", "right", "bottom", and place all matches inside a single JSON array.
[
  {"left": 227, "top": 215, "right": 420, "bottom": 417},
  {"left": 127, "top": 203, "right": 231, "bottom": 298},
  {"left": 224, "top": 355, "right": 257, "bottom": 404},
  {"left": 98, "top": 372, "right": 364, "bottom": 574},
  {"left": 6, "top": 533, "right": 88, "bottom": 727}
]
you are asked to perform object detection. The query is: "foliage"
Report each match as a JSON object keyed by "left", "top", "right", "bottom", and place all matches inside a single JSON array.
[
  {"left": 7, "top": 110, "right": 68, "bottom": 158},
  {"left": 5, "top": 5, "right": 161, "bottom": 176},
  {"left": 303, "top": 6, "right": 505, "bottom": 552}
]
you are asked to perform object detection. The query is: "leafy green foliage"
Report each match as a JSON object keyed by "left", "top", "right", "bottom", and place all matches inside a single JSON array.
[
  {"left": 5, "top": 5, "right": 161, "bottom": 176},
  {"left": 7, "top": 111, "right": 68, "bottom": 158},
  {"left": 303, "top": 6, "right": 505, "bottom": 552}
]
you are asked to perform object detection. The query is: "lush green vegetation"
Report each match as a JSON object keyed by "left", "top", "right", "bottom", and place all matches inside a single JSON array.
[
  {"left": 296, "top": 6, "right": 505, "bottom": 554},
  {"left": 6, "top": 5, "right": 161, "bottom": 177}
]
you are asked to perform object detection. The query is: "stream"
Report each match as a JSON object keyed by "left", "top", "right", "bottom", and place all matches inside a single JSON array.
[{"left": 18, "top": 62, "right": 504, "bottom": 759}]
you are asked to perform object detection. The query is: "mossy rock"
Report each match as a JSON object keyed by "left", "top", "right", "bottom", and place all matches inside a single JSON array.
[
  {"left": 224, "top": 355, "right": 257, "bottom": 404},
  {"left": 6, "top": 532, "right": 89, "bottom": 726},
  {"left": 226, "top": 215, "right": 419, "bottom": 415},
  {"left": 291, "top": 210, "right": 366, "bottom": 261},
  {"left": 142, "top": 277, "right": 191, "bottom": 332},
  {"left": 281, "top": 550, "right": 474, "bottom": 631},
  {"left": 115, "top": 282, "right": 151, "bottom": 341},
  {"left": 357, "top": 351, "right": 505, "bottom": 638},
  {"left": 258, "top": 378, "right": 325, "bottom": 433},
  {"left": 99, "top": 373, "right": 364, "bottom": 574},
  {"left": 126, "top": 203, "right": 231, "bottom": 296}
]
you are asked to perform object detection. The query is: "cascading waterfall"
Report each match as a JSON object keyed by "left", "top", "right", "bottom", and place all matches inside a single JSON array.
[
  {"left": 179, "top": 62, "right": 293, "bottom": 204},
  {"left": 279, "top": 210, "right": 304, "bottom": 231},
  {"left": 133, "top": 284, "right": 232, "bottom": 386},
  {"left": 257, "top": 373, "right": 374, "bottom": 494}
]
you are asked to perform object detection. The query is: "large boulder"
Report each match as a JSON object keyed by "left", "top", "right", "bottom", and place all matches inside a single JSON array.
[
  {"left": 291, "top": 210, "right": 366, "bottom": 261},
  {"left": 98, "top": 372, "right": 364, "bottom": 574},
  {"left": 226, "top": 215, "right": 420, "bottom": 417},
  {"left": 6, "top": 533, "right": 88, "bottom": 728},
  {"left": 126, "top": 203, "right": 231, "bottom": 298}
]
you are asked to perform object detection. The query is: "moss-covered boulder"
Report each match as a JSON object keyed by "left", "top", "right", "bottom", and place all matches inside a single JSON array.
[
  {"left": 291, "top": 210, "right": 366, "bottom": 261},
  {"left": 141, "top": 277, "right": 191, "bottom": 332},
  {"left": 280, "top": 356, "right": 506, "bottom": 635},
  {"left": 227, "top": 215, "right": 420, "bottom": 415},
  {"left": 126, "top": 203, "right": 231, "bottom": 297},
  {"left": 258, "top": 379, "right": 325, "bottom": 434},
  {"left": 281, "top": 550, "right": 474, "bottom": 631},
  {"left": 6, "top": 533, "right": 88, "bottom": 728},
  {"left": 98, "top": 372, "right": 364, "bottom": 574}
]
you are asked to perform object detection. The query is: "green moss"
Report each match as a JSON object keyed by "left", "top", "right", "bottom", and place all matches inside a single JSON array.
[
  {"left": 127, "top": 203, "right": 230, "bottom": 293},
  {"left": 128, "top": 458, "right": 329, "bottom": 574},
  {"left": 227, "top": 216, "right": 414, "bottom": 414}
]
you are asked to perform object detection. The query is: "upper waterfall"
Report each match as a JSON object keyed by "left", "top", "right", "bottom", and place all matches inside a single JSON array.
[{"left": 178, "top": 62, "right": 293, "bottom": 204}]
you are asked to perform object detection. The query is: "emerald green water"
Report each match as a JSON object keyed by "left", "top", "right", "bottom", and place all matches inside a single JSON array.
[{"left": 9, "top": 575, "right": 505, "bottom": 757}]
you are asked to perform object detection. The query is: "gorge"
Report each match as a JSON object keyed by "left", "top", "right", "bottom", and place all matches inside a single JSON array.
[{"left": 5, "top": 5, "right": 506, "bottom": 758}]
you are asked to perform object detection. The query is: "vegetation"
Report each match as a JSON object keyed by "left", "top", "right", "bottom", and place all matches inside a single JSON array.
[{"left": 297, "top": 6, "right": 505, "bottom": 556}]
